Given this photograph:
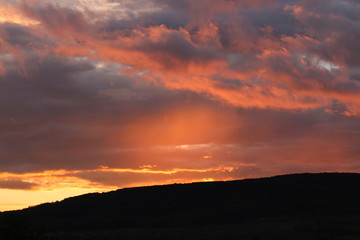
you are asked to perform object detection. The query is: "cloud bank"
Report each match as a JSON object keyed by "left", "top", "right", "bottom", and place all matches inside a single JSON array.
[{"left": 0, "top": 0, "right": 359, "bottom": 202}]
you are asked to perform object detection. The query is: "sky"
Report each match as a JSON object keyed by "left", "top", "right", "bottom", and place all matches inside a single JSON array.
[{"left": 0, "top": 0, "right": 359, "bottom": 211}]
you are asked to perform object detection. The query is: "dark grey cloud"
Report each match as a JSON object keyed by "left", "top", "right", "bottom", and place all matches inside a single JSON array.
[
  {"left": 0, "top": 54, "right": 234, "bottom": 173},
  {"left": 0, "top": 23, "right": 44, "bottom": 49},
  {"left": 74, "top": 170, "right": 222, "bottom": 188},
  {"left": 133, "top": 30, "right": 220, "bottom": 65},
  {"left": 102, "top": 7, "right": 188, "bottom": 32},
  {"left": 0, "top": 180, "right": 37, "bottom": 190},
  {"left": 238, "top": 7, "right": 297, "bottom": 37},
  {"left": 20, "top": 3, "right": 90, "bottom": 37}
]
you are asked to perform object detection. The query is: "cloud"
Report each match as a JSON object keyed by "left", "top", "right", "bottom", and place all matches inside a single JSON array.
[
  {"left": 0, "top": 180, "right": 37, "bottom": 190},
  {"left": 0, "top": 167, "right": 234, "bottom": 191},
  {"left": 0, "top": 5, "right": 39, "bottom": 26},
  {"left": 19, "top": 3, "right": 91, "bottom": 38},
  {"left": 0, "top": 0, "right": 359, "bottom": 195},
  {"left": 10, "top": 0, "right": 358, "bottom": 113},
  {"left": 0, "top": 54, "right": 241, "bottom": 173}
]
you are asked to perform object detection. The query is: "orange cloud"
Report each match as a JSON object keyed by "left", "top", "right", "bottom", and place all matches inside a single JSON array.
[
  {"left": 0, "top": 5, "right": 39, "bottom": 25},
  {"left": 0, "top": 165, "right": 236, "bottom": 192},
  {"left": 48, "top": 24, "right": 360, "bottom": 114},
  {"left": 2, "top": 1, "right": 357, "bottom": 115}
]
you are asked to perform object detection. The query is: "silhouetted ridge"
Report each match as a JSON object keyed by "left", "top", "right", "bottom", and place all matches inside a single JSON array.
[{"left": 2, "top": 173, "right": 360, "bottom": 239}]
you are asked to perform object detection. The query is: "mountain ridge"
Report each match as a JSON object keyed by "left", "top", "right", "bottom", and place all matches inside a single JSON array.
[
  {"left": 19, "top": 171, "right": 360, "bottom": 210},
  {"left": 2, "top": 172, "right": 360, "bottom": 239}
]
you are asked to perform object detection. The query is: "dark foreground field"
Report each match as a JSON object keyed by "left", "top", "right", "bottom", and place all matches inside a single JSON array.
[{"left": 2, "top": 173, "right": 360, "bottom": 239}]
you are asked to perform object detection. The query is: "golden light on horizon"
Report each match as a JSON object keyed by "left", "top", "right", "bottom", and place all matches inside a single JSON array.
[
  {"left": 0, "top": 166, "right": 236, "bottom": 211},
  {"left": 202, "top": 178, "right": 215, "bottom": 182}
]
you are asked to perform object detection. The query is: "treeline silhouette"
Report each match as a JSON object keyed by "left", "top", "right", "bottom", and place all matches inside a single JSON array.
[{"left": 2, "top": 173, "right": 360, "bottom": 239}]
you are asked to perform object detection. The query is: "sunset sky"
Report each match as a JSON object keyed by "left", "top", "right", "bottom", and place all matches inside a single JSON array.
[{"left": 0, "top": 0, "right": 359, "bottom": 211}]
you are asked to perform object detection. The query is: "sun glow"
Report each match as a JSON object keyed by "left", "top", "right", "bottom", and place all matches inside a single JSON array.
[
  {"left": 202, "top": 178, "right": 215, "bottom": 182},
  {"left": 0, "top": 166, "right": 236, "bottom": 211},
  {"left": 0, "top": 166, "right": 235, "bottom": 189},
  {"left": 0, "top": 6, "right": 39, "bottom": 25}
]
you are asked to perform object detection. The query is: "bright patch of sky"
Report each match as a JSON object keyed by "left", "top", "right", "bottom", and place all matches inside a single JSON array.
[
  {"left": 299, "top": 53, "right": 340, "bottom": 72},
  {"left": 3, "top": 0, "right": 163, "bottom": 21}
]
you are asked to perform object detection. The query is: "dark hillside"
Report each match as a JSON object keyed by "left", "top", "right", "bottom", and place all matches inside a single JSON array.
[{"left": 2, "top": 173, "right": 360, "bottom": 239}]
